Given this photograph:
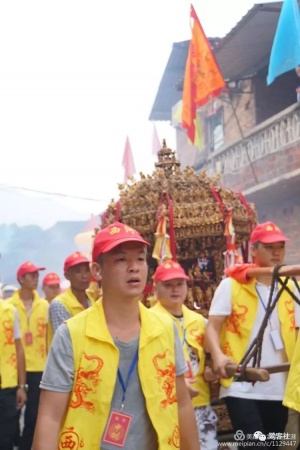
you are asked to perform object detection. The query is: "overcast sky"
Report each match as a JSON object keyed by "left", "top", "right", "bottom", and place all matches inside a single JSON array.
[{"left": 0, "top": 0, "right": 276, "bottom": 225}]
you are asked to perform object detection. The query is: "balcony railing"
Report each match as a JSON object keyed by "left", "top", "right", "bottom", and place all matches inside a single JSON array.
[{"left": 204, "top": 103, "right": 300, "bottom": 177}]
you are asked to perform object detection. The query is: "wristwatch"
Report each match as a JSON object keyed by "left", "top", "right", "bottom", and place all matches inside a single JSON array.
[{"left": 18, "top": 384, "right": 28, "bottom": 391}]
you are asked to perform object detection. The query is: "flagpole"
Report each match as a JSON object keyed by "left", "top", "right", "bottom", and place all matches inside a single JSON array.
[{"left": 226, "top": 94, "right": 258, "bottom": 185}]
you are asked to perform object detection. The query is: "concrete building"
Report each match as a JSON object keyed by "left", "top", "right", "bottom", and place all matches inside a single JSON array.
[{"left": 150, "top": 2, "right": 300, "bottom": 263}]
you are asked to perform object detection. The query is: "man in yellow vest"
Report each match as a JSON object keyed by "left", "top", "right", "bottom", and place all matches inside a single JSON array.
[
  {"left": 8, "top": 261, "right": 49, "bottom": 450},
  {"left": 33, "top": 222, "right": 199, "bottom": 450},
  {"left": 42, "top": 272, "right": 61, "bottom": 303},
  {"left": 206, "top": 222, "right": 299, "bottom": 446},
  {"left": 152, "top": 260, "right": 218, "bottom": 450},
  {"left": 48, "top": 252, "right": 93, "bottom": 340},
  {"left": 0, "top": 299, "right": 27, "bottom": 450}
]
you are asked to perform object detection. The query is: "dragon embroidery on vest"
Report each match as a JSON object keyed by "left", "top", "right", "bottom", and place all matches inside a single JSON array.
[
  {"left": 284, "top": 299, "right": 295, "bottom": 331},
  {"left": 222, "top": 341, "right": 234, "bottom": 358},
  {"left": 70, "top": 352, "right": 103, "bottom": 413},
  {"left": 36, "top": 317, "right": 47, "bottom": 338},
  {"left": 153, "top": 350, "right": 177, "bottom": 408},
  {"left": 226, "top": 304, "right": 248, "bottom": 337},
  {"left": 2, "top": 319, "right": 14, "bottom": 345},
  {"left": 190, "top": 328, "right": 205, "bottom": 347},
  {"left": 37, "top": 344, "right": 46, "bottom": 359},
  {"left": 6, "top": 353, "right": 17, "bottom": 370}
]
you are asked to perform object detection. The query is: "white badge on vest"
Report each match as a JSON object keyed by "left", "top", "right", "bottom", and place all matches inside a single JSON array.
[{"left": 270, "top": 329, "right": 284, "bottom": 351}]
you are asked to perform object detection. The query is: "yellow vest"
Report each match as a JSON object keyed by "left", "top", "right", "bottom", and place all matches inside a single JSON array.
[
  {"left": 152, "top": 302, "right": 210, "bottom": 407},
  {"left": 48, "top": 287, "right": 96, "bottom": 345},
  {"left": 8, "top": 290, "right": 49, "bottom": 372},
  {"left": 220, "top": 278, "right": 296, "bottom": 388},
  {"left": 0, "top": 300, "right": 18, "bottom": 388},
  {"left": 58, "top": 300, "right": 180, "bottom": 450},
  {"left": 284, "top": 331, "right": 300, "bottom": 411},
  {"left": 86, "top": 280, "right": 102, "bottom": 302}
]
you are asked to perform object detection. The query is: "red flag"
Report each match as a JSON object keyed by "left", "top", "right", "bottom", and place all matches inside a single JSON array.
[
  {"left": 122, "top": 136, "right": 136, "bottom": 183},
  {"left": 152, "top": 124, "right": 161, "bottom": 156},
  {"left": 182, "top": 4, "right": 226, "bottom": 143}
]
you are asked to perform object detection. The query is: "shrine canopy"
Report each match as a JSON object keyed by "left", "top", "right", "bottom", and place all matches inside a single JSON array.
[{"left": 102, "top": 141, "right": 257, "bottom": 316}]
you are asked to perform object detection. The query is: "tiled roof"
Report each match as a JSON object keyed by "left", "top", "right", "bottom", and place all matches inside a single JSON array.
[{"left": 149, "top": 41, "right": 189, "bottom": 122}]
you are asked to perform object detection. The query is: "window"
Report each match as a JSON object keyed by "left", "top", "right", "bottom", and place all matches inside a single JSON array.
[{"left": 205, "top": 107, "right": 224, "bottom": 152}]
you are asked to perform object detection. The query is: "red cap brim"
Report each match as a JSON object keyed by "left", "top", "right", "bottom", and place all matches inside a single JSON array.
[
  {"left": 27, "top": 266, "right": 45, "bottom": 273},
  {"left": 255, "top": 235, "right": 289, "bottom": 244},
  {"left": 44, "top": 279, "right": 61, "bottom": 286},
  {"left": 156, "top": 273, "right": 189, "bottom": 282},
  {"left": 17, "top": 266, "right": 45, "bottom": 280},
  {"left": 65, "top": 258, "right": 90, "bottom": 271}
]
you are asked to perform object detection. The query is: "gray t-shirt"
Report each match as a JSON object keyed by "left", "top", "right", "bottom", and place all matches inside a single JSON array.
[
  {"left": 41, "top": 322, "right": 187, "bottom": 450},
  {"left": 49, "top": 298, "right": 92, "bottom": 334},
  {"left": 49, "top": 301, "right": 72, "bottom": 333}
]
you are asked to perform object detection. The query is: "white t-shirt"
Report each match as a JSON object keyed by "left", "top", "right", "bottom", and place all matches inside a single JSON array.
[
  {"left": 209, "top": 277, "right": 300, "bottom": 401},
  {"left": 14, "top": 308, "right": 21, "bottom": 339}
]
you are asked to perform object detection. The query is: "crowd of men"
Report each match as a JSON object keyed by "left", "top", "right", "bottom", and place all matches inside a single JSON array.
[{"left": 1, "top": 220, "right": 300, "bottom": 449}]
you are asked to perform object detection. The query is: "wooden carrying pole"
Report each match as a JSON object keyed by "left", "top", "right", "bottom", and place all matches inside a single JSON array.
[
  {"left": 225, "top": 363, "right": 291, "bottom": 382},
  {"left": 246, "top": 264, "right": 300, "bottom": 278}
]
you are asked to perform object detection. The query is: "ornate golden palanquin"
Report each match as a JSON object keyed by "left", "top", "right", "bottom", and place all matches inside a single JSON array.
[{"left": 101, "top": 141, "right": 257, "bottom": 434}]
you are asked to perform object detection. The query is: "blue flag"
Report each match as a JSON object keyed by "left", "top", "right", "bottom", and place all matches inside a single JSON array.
[{"left": 267, "top": 0, "right": 300, "bottom": 85}]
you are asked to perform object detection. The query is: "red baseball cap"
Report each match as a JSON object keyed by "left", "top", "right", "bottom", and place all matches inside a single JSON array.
[
  {"left": 64, "top": 252, "right": 90, "bottom": 272},
  {"left": 17, "top": 261, "right": 45, "bottom": 279},
  {"left": 154, "top": 260, "right": 189, "bottom": 283},
  {"left": 92, "top": 221, "right": 149, "bottom": 262},
  {"left": 42, "top": 272, "right": 61, "bottom": 286},
  {"left": 250, "top": 221, "right": 289, "bottom": 244}
]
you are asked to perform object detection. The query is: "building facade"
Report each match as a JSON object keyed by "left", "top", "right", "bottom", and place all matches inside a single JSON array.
[{"left": 150, "top": 1, "right": 300, "bottom": 262}]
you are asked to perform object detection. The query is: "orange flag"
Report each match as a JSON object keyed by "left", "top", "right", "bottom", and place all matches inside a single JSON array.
[
  {"left": 122, "top": 136, "right": 136, "bottom": 183},
  {"left": 182, "top": 5, "right": 226, "bottom": 144}
]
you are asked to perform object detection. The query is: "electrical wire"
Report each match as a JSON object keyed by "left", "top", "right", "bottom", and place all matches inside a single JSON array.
[{"left": 0, "top": 183, "right": 110, "bottom": 203}]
